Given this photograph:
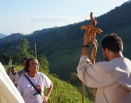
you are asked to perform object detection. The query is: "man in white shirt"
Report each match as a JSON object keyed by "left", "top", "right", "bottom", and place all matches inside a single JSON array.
[
  {"left": 15, "top": 57, "right": 28, "bottom": 87},
  {"left": 9, "top": 66, "right": 17, "bottom": 86},
  {"left": 77, "top": 31, "right": 131, "bottom": 103},
  {"left": 0, "top": 62, "right": 25, "bottom": 103}
]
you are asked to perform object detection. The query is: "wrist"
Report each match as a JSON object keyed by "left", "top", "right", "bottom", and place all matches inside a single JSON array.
[
  {"left": 45, "top": 95, "right": 49, "bottom": 98},
  {"left": 82, "top": 45, "right": 89, "bottom": 48}
]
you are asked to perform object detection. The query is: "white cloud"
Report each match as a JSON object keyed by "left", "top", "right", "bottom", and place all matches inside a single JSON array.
[{"left": 27, "top": 16, "right": 80, "bottom": 22}]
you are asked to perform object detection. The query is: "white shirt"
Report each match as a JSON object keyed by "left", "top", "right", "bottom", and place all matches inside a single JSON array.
[
  {"left": 17, "top": 72, "right": 52, "bottom": 103},
  {"left": 77, "top": 55, "right": 131, "bottom": 103},
  {"left": 0, "top": 62, "right": 25, "bottom": 103},
  {"left": 9, "top": 73, "right": 17, "bottom": 84}
]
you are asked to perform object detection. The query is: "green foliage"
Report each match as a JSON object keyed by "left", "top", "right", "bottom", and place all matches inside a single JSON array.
[
  {"left": 70, "top": 73, "right": 94, "bottom": 101},
  {"left": 0, "top": 42, "right": 13, "bottom": 64},
  {"left": 70, "top": 72, "right": 81, "bottom": 86},
  {"left": 6, "top": 42, "right": 13, "bottom": 57},
  {"left": 39, "top": 55, "right": 49, "bottom": 72},
  {"left": 15, "top": 38, "right": 34, "bottom": 64},
  {"left": 42, "top": 72, "right": 92, "bottom": 103}
]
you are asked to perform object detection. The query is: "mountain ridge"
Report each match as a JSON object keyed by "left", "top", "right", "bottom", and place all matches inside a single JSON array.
[{"left": 0, "top": 33, "right": 6, "bottom": 39}]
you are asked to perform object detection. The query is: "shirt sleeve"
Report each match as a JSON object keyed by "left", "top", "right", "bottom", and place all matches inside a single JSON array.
[
  {"left": 77, "top": 55, "right": 106, "bottom": 88},
  {"left": 42, "top": 73, "right": 52, "bottom": 88},
  {"left": 15, "top": 73, "right": 20, "bottom": 85}
]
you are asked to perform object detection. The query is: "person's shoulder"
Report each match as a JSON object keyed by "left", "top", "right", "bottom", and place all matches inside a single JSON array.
[
  {"left": 18, "top": 69, "right": 25, "bottom": 76},
  {"left": 37, "top": 72, "right": 44, "bottom": 76},
  {"left": 19, "top": 74, "right": 26, "bottom": 81},
  {"left": 18, "top": 69, "right": 24, "bottom": 73},
  {"left": 124, "top": 57, "right": 131, "bottom": 62},
  {"left": 37, "top": 72, "right": 47, "bottom": 78}
]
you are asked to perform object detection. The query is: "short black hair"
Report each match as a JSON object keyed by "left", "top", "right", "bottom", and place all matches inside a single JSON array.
[
  {"left": 11, "top": 66, "right": 16, "bottom": 69},
  {"left": 101, "top": 33, "right": 123, "bottom": 52},
  {"left": 24, "top": 58, "right": 36, "bottom": 73}
]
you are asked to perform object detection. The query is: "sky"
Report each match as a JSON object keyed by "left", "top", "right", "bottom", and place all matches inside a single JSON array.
[{"left": 0, "top": 0, "right": 129, "bottom": 35}]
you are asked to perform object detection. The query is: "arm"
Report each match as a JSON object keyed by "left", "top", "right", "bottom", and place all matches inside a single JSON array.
[
  {"left": 81, "top": 30, "right": 93, "bottom": 56},
  {"left": 15, "top": 73, "right": 20, "bottom": 87},
  {"left": 77, "top": 30, "right": 104, "bottom": 88},
  {"left": 77, "top": 56, "right": 105, "bottom": 88},
  {"left": 43, "top": 83, "right": 53, "bottom": 103}
]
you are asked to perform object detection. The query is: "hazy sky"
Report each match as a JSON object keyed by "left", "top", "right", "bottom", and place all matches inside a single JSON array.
[{"left": 0, "top": 0, "right": 129, "bottom": 35}]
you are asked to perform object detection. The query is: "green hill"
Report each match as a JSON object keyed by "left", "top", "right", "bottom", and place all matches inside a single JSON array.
[{"left": 45, "top": 72, "right": 92, "bottom": 103}]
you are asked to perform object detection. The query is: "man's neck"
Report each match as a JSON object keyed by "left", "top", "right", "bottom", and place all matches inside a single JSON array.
[
  {"left": 12, "top": 72, "right": 17, "bottom": 75},
  {"left": 110, "top": 52, "right": 123, "bottom": 60}
]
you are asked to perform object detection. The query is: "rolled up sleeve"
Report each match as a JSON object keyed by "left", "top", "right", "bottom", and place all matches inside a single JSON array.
[{"left": 77, "top": 55, "right": 105, "bottom": 88}]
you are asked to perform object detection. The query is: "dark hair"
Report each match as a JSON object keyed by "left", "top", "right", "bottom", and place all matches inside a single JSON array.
[
  {"left": 22, "top": 57, "right": 29, "bottom": 64},
  {"left": 24, "top": 58, "right": 36, "bottom": 73},
  {"left": 11, "top": 66, "right": 16, "bottom": 69},
  {"left": 101, "top": 33, "right": 123, "bottom": 52}
]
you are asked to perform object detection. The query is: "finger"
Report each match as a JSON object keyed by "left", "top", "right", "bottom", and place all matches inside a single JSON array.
[{"left": 90, "top": 35, "right": 93, "bottom": 40}]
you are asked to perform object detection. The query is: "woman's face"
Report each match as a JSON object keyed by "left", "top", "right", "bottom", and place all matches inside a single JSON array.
[{"left": 28, "top": 59, "right": 39, "bottom": 74}]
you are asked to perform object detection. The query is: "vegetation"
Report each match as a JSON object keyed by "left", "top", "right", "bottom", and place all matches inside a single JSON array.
[{"left": 44, "top": 72, "right": 93, "bottom": 103}]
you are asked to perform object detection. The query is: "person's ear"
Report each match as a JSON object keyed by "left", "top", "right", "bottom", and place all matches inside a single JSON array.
[{"left": 105, "top": 47, "right": 110, "bottom": 54}]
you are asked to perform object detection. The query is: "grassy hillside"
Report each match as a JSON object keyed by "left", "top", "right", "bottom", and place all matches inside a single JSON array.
[
  {"left": 44, "top": 72, "right": 92, "bottom": 103},
  {"left": 47, "top": 50, "right": 81, "bottom": 80}
]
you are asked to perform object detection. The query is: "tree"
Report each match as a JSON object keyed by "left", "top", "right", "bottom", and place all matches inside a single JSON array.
[
  {"left": 6, "top": 42, "right": 13, "bottom": 58},
  {"left": 39, "top": 55, "right": 49, "bottom": 72},
  {"left": 0, "top": 42, "right": 13, "bottom": 64},
  {"left": 70, "top": 73, "right": 81, "bottom": 86},
  {"left": 16, "top": 38, "right": 34, "bottom": 63}
]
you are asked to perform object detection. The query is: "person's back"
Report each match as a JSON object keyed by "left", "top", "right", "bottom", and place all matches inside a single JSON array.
[{"left": 92, "top": 57, "right": 131, "bottom": 103}]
